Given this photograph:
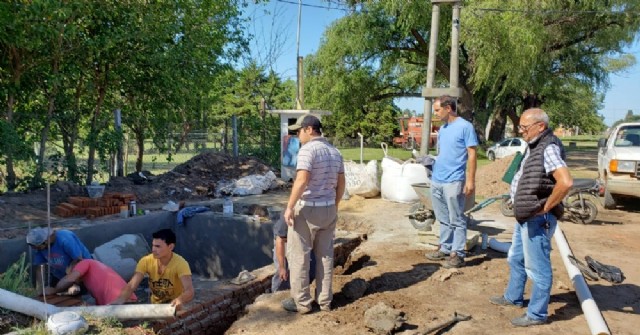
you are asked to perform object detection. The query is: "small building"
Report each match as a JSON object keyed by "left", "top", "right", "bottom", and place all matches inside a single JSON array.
[{"left": 267, "top": 109, "right": 332, "bottom": 181}]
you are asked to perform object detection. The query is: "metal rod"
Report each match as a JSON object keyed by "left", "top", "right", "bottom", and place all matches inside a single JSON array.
[{"left": 46, "top": 182, "right": 51, "bottom": 287}]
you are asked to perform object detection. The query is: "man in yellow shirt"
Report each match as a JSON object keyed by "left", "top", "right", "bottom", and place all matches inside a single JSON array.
[{"left": 111, "top": 229, "right": 194, "bottom": 310}]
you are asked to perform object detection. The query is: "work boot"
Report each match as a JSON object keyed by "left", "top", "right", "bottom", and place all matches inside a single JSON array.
[
  {"left": 281, "top": 298, "right": 312, "bottom": 314},
  {"left": 511, "top": 313, "right": 546, "bottom": 327},
  {"left": 443, "top": 254, "right": 465, "bottom": 268},
  {"left": 425, "top": 250, "right": 448, "bottom": 261},
  {"left": 489, "top": 295, "right": 523, "bottom": 308}
]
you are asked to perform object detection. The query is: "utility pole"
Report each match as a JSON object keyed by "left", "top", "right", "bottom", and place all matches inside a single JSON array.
[
  {"left": 295, "top": 0, "right": 304, "bottom": 110},
  {"left": 420, "top": 0, "right": 463, "bottom": 155}
]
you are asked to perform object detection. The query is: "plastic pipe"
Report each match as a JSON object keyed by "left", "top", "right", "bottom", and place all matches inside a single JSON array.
[
  {"left": 63, "top": 304, "right": 176, "bottom": 320},
  {"left": 487, "top": 238, "right": 511, "bottom": 253},
  {"left": 553, "top": 228, "right": 610, "bottom": 335},
  {"left": 0, "top": 288, "right": 57, "bottom": 320},
  {"left": 0, "top": 288, "right": 175, "bottom": 321}
]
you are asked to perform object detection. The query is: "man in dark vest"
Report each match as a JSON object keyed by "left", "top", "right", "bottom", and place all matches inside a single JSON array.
[{"left": 489, "top": 108, "right": 573, "bottom": 327}]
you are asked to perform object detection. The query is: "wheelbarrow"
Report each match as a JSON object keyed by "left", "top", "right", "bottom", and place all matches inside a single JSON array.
[{"left": 406, "top": 182, "right": 510, "bottom": 231}]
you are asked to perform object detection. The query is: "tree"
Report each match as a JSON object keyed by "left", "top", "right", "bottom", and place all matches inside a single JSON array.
[{"left": 305, "top": 0, "right": 640, "bottom": 142}]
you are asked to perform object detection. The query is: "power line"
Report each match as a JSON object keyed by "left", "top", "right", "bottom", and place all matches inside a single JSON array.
[{"left": 276, "top": 0, "right": 350, "bottom": 12}]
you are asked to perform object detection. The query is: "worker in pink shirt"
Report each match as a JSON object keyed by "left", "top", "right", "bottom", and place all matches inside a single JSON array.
[{"left": 43, "top": 259, "right": 137, "bottom": 305}]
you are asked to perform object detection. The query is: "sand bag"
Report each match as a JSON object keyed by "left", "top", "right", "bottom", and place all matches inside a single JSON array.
[
  {"left": 344, "top": 160, "right": 380, "bottom": 198},
  {"left": 380, "top": 143, "right": 428, "bottom": 203}
]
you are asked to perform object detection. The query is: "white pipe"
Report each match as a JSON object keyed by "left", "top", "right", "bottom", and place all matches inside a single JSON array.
[
  {"left": 0, "top": 288, "right": 175, "bottom": 321},
  {"left": 0, "top": 288, "right": 57, "bottom": 320},
  {"left": 63, "top": 304, "right": 176, "bottom": 320},
  {"left": 488, "top": 238, "right": 511, "bottom": 253},
  {"left": 553, "top": 228, "right": 610, "bottom": 335}
]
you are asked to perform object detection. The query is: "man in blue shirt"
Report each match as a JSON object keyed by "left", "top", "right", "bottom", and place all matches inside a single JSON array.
[
  {"left": 27, "top": 227, "right": 92, "bottom": 293},
  {"left": 425, "top": 95, "right": 478, "bottom": 268}
]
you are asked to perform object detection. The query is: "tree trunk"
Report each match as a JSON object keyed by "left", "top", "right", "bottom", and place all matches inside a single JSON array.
[
  {"left": 86, "top": 64, "right": 108, "bottom": 185},
  {"left": 488, "top": 108, "right": 508, "bottom": 142},
  {"left": 32, "top": 95, "right": 56, "bottom": 189},
  {"left": 5, "top": 94, "right": 17, "bottom": 191},
  {"left": 134, "top": 125, "right": 144, "bottom": 173}
]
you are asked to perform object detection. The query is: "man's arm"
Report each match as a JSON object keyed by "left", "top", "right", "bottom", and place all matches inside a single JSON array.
[
  {"left": 171, "top": 275, "right": 194, "bottom": 310},
  {"left": 284, "top": 170, "right": 311, "bottom": 226},
  {"left": 542, "top": 166, "right": 573, "bottom": 213},
  {"left": 275, "top": 236, "right": 288, "bottom": 281},
  {"left": 464, "top": 146, "right": 477, "bottom": 196},
  {"left": 110, "top": 272, "right": 144, "bottom": 305},
  {"left": 335, "top": 172, "right": 346, "bottom": 208},
  {"left": 43, "top": 270, "right": 82, "bottom": 296}
]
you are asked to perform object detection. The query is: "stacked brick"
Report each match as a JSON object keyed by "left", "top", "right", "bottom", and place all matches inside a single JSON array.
[{"left": 53, "top": 192, "right": 136, "bottom": 219}]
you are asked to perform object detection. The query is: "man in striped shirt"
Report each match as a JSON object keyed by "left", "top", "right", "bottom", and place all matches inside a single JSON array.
[{"left": 282, "top": 114, "right": 345, "bottom": 314}]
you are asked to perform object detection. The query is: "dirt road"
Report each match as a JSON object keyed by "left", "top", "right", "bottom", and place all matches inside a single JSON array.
[{"left": 228, "top": 148, "right": 639, "bottom": 335}]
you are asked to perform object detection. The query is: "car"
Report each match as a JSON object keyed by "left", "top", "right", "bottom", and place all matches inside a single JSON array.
[
  {"left": 597, "top": 122, "right": 640, "bottom": 209},
  {"left": 486, "top": 137, "right": 527, "bottom": 161}
]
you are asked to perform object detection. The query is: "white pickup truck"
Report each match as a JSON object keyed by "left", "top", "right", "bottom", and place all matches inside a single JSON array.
[{"left": 597, "top": 122, "right": 640, "bottom": 208}]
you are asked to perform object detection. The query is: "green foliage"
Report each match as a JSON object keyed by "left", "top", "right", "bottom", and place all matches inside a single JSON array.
[{"left": 0, "top": 253, "right": 35, "bottom": 296}]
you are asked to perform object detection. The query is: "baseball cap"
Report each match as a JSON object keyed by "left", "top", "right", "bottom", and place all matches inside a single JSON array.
[
  {"left": 288, "top": 114, "right": 322, "bottom": 131},
  {"left": 26, "top": 227, "right": 53, "bottom": 246}
]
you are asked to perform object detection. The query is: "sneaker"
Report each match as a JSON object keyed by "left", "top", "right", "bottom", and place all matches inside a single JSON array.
[
  {"left": 425, "top": 250, "right": 448, "bottom": 261},
  {"left": 489, "top": 295, "right": 522, "bottom": 308},
  {"left": 511, "top": 313, "right": 545, "bottom": 327},
  {"left": 281, "top": 298, "right": 311, "bottom": 314},
  {"left": 443, "top": 254, "right": 465, "bottom": 268}
]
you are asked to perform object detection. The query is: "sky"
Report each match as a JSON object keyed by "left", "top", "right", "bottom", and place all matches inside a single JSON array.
[{"left": 246, "top": 0, "right": 640, "bottom": 126}]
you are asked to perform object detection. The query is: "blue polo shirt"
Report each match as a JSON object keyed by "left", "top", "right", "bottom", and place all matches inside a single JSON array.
[
  {"left": 432, "top": 117, "right": 478, "bottom": 183},
  {"left": 32, "top": 230, "right": 92, "bottom": 280}
]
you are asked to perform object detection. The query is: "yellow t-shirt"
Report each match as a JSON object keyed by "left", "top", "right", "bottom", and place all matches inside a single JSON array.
[{"left": 136, "top": 253, "right": 191, "bottom": 304}]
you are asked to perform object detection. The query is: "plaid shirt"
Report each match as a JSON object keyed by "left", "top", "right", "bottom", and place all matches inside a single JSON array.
[{"left": 510, "top": 143, "right": 566, "bottom": 200}]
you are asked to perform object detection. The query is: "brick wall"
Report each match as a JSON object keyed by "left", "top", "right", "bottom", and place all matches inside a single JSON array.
[{"left": 152, "top": 232, "right": 365, "bottom": 335}]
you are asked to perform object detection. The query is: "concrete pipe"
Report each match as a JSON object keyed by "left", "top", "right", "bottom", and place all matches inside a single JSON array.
[{"left": 553, "top": 228, "right": 610, "bottom": 335}]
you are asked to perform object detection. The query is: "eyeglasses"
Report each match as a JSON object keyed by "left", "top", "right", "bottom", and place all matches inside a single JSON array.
[{"left": 518, "top": 122, "right": 541, "bottom": 132}]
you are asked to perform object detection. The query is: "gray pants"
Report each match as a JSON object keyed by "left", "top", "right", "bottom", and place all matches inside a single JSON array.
[{"left": 287, "top": 203, "right": 337, "bottom": 312}]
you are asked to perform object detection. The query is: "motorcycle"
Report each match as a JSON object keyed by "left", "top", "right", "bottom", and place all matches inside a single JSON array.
[{"left": 500, "top": 178, "right": 600, "bottom": 224}]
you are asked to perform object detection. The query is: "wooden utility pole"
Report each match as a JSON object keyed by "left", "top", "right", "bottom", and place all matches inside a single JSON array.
[{"left": 420, "top": 0, "right": 463, "bottom": 155}]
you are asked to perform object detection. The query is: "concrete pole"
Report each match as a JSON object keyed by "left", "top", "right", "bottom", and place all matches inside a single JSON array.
[
  {"left": 297, "top": 56, "right": 304, "bottom": 109},
  {"left": 450, "top": 4, "right": 460, "bottom": 88},
  {"left": 420, "top": 3, "right": 441, "bottom": 155}
]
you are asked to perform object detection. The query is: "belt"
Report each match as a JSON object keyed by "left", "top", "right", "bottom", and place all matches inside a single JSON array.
[{"left": 298, "top": 200, "right": 335, "bottom": 207}]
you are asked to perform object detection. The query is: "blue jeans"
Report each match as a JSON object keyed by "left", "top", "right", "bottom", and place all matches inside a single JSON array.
[
  {"left": 504, "top": 214, "right": 557, "bottom": 321},
  {"left": 431, "top": 180, "right": 467, "bottom": 257}
]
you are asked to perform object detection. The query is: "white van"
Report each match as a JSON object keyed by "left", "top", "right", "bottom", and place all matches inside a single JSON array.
[{"left": 597, "top": 122, "right": 640, "bottom": 208}]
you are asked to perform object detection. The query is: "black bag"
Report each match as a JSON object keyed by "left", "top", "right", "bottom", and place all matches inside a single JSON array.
[{"left": 585, "top": 255, "right": 625, "bottom": 284}]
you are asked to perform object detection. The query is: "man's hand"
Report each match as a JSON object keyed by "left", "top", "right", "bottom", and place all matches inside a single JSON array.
[
  {"left": 463, "top": 179, "right": 475, "bottom": 196},
  {"left": 67, "top": 284, "right": 81, "bottom": 295},
  {"left": 284, "top": 207, "right": 295, "bottom": 227},
  {"left": 278, "top": 265, "right": 288, "bottom": 281},
  {"left": 171, "top": 298, "right": 184, "bottom": 310}
]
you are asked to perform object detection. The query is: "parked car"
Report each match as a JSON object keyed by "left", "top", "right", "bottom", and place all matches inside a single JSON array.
[
  {"left": 486, "top": 137, "right": 527, "bottom": 161},
  {"left": 597, "top": 122, "right": 640, "bottom": 209}
]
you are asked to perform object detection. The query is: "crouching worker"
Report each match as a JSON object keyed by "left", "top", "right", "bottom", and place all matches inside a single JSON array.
[
  {"left": 272, "top": 212, "right": 316, "bottom": 292},
  {"left": 111, "top": 229, "right": 194, "bottom": 310},
  {"left": 43, "top": 259, "right": 137, "bottom": 305},
  {"left": 27, "top": 227, "right": 92, "bottom": 294}
]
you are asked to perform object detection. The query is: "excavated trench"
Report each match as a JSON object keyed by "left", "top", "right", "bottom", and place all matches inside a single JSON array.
[{"left": 0, "top": 203, "right": 365, "bottom": 334}]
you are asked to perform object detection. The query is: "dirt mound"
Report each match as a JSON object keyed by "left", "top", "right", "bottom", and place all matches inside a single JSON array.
[
  {"left": 0, "top": 152, "right": 279, "bottom": 230},
  {"left": 475, "top": 155, "right": 515, "bottom": 198}
]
